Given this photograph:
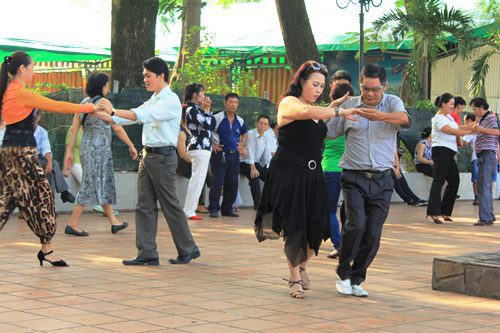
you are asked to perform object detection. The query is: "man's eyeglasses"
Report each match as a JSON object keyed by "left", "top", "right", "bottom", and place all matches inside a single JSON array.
[
  {"left": 360, "top": 85, "right": 385, "bottom": 93},
  {"left": 309, "top": 62, "right": 328, "bottom": 74}
]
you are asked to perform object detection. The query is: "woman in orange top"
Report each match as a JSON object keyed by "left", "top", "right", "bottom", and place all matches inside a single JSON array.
[{"left": 0, "top": 51, "right": 102, "bottom": 267}]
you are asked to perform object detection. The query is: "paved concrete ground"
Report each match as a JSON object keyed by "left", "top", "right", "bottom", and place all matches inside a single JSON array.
[{"left": 0, "top": 201, "right": 499, "bottom": 332}]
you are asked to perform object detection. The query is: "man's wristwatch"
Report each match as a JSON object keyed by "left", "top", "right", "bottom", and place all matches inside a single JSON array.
[
  {"left": 334, "top": 107, "right": 340, "bottom": 117},
  {"left": 111, "top": 108, "right": 116, "bottom": 116}
]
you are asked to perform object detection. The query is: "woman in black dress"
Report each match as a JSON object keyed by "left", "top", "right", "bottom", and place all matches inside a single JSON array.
[{"left": 255, "top": 61, "right": 363, "bottom": 299}]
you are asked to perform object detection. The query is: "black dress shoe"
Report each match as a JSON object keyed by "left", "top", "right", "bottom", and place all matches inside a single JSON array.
[
  {"left": 111, "top": 222, "right": 128, "bottom": 234},
  {"left": 169, "top": 247, "right": 201, "bottom": 264},
  {"left": 221, "top": 211, "right": 239, "bottom": 217},
  {"left": 209, "top": 211, "right": 220, "bottom": 218},
  {"left": 61, "top": 191, "right": 75, "bottom": 203},
  {"left": 122, "top": 257, "right": 159, "bottom": 266},
  {"left": 64, "top": 225, "right": 89, "bottom": 236}
]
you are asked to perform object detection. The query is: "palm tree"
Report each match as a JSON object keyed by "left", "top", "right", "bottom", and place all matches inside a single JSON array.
[
  {"left": 467, "top": 32, "right": 499, "bottom": 98},
  {"left": 373, "top": 0, "right": 474, "bottom": 101}
]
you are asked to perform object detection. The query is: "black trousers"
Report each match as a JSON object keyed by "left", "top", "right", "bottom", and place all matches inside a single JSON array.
[
  {"left": 239, "top": 162, "right": 267, "bottom": 208},
  {"left": 427, "top": 146, "right": 459, "bottom": 216},
  {"left": 416, "top": 163, "right": 433, "bottom": 177},
  {"left": 337, "top": 170, "right": 394, "bottom": 285},
  {"left": 392, "top": 170, "right": 420, "bottom": 204}
]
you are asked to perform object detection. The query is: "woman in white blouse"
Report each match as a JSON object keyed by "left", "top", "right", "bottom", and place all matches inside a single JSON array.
[{"left": 426, "top": 93, "right": 473, "bottom": 224}]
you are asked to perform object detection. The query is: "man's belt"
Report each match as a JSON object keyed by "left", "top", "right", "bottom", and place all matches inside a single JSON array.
[
  {"left": 145, "top": 146, "right": 176, "bottom": 155},
  {"left": 345, "top": 169, "right": 392, "bottom": 180},
  {"left": 224, "top": 149, "right": 237, "bottom": 154}
]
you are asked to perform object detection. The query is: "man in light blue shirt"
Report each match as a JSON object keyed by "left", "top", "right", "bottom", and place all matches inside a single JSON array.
[
  {"left": 327, "top": 64, "right": 411, "bottom": 297},
  {"left": 33, "top": 111, "right": 75, "bottom": 203},
  {"left": 99, "top": 57, "right": 199, "bottom": 266}
]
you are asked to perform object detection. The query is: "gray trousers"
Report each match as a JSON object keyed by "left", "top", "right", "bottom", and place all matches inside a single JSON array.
[
  {"left": 477, "top": 150, "right": 497, "bottom": 222},
  {"left": 135, "top": 151, "right": 197, "bottom": 259},
  {"left": 337, "top": 170, "right": 394, "bottom": 285},
  {"left": 38, "top": 155, "right": 69, "bottom": 194}
]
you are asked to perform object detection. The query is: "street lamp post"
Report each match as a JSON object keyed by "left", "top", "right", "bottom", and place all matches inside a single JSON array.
[{"left": 335, "top": 0, "right": 383, "bottom": 75}]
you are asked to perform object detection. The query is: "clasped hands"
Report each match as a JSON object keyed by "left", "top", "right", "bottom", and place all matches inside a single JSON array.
[
  {"left": 88, "top": 98, "right": 114, "bottom": 123},
  {"left": 329, "top": 92, "right": 380, "bottom": 122}
]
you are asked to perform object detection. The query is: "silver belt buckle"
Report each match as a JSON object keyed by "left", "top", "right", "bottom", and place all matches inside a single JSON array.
[
  {"left": 364, "top": 171, "right": 373, "bottom": 179},
  {"left": 308, "top": 160, "right": 317, "bottom": 170}
]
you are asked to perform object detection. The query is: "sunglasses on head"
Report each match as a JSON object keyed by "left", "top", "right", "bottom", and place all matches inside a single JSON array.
[{"left": 308, "top": 62, "right": 328, "bottom": 74}]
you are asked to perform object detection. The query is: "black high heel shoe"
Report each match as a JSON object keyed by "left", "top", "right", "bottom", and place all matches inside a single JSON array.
[{"left": 37, "top": 250, "right": 69, "bottom": 267}]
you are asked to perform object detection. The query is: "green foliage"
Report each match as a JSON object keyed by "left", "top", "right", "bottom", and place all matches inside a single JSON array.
[
  {"left": 467, "top": 33, "right": 499, "bottom": 97},
  {"left": 32, "top": 82, "right": 70, "bottom": 95},
  {"left": 340, "top": 29, "right": 388, "bottom": 59},
  {"left": 171, "top": 33, "right": 258, "bottom": 96},
  {"left": 414, "top": 99, "right": 435, "bottom": 111},
  {"left": 213, "top": 0, "right": 260, "bottom": 8},
  {"left": 476, "top": 0, "right": 500, "bottom": 24},
  {"left": 158, "top": 0, "right": 183, "bottom": 31}
]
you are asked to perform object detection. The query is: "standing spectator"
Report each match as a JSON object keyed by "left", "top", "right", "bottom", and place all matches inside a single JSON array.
[
  {"left": 450, "top": 96, "right": 466, "bottom": 125},
  {"left": 33, "top": 111, "right": 76, "bottom": 204},
  {"left": 426, "top": 93, "right": 473, "bottom": 224},
  {"left": 470, "top": 97, "right": 500, "bottom": 226},
  {"left": 255, "top": 60, "right": 359, "bottom": 299},
  {"left": 240, "top": 114, "right": 276, "bottom": 209},
  {"left": 209, "top": 93, "right": 248, "bottom": 218},
  {"left": 461, "top": 114, "right": 479, "bottom": 205},
  {"left": 176, "top": 116, "right": 211, "bottom": 215},
  {"left": 62, "top": 126, "right": 83, "bottom": 184},
  {"left": 96, "top": 57, "right": 200, "bottom": 265},
  {"left": 182, "top": 83, "right": 215, "bottom": 220},
  {"left": 414, "top": 127, "right": 433, "bottom": 177},
  {"left": 64, "top": 72, "right": 135, "bottom": 236},
  {"left": 327, "top": 64, "right": 412, "bottom": 297},
  {"left": 329, "top": 70, "right": 352, "bottom": 91},
  {"left": 323, "top": 82, "right": 354, "bottom": 260}
]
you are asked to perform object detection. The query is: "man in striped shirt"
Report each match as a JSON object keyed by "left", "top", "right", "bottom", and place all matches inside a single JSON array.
[{"left": 470, "top": 97, "right": 500, "bottom": 226}]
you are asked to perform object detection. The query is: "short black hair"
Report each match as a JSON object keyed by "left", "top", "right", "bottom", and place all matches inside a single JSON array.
[
  {"left": 330, "top": 82, "right": 354, "bottom": 101},
  {"left": 85, "top": 71, "right": 109, "bottom": 98},
  {"left": 454, "top": 96, "right": 466, "bottom": 107},
  {"left": 271, "top": 122, "right": 278, "bottom": 129},
  {"left": 464, "top": 113, "right": 476, "bottom": 122},
  {"left": 225, "top": 92, "right": 239, "bottom": 101},
  {"left": 332, "top": 70, "right": 352, "bottom": 84},
  {"left": 360, "top": 64, "right": 387, "bottom": 84},
  {"left": 143, "top": 57, "right": 169, "bottom": 83},
  {"left": 256, "top": 114, "right": 270, "bottom": 123},
  {"left": 470, "top": 97, "right": 489, "bottom": 110}
]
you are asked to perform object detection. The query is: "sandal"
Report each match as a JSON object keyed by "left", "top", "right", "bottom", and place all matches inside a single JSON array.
[
  {"left": 282, "top": 278, "right": 305, "bottom": 299},
  {"left": 299, "top": 267, "right": 311, "bottom": 290}
]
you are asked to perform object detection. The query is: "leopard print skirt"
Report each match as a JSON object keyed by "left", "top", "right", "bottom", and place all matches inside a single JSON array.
[{"left": 0, "top": 146, "right": 56, "bottom": 244}]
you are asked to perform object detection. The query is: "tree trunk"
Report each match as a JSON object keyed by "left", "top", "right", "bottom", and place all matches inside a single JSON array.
[
  {"left": 275, "top": 0, "right": 320, "bottom": 71},
  {"left": 170, "top": 0, "right": 201, "bottom": 85},
  {"left": 111, "top": 0, "right": 159, "bottom": 90},
  {"left": 422, "top": 56, "right": 430, "bottom": 100}
]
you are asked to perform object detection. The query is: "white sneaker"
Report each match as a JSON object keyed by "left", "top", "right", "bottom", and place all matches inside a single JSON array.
[
  {"left": 336, "top": 276, "right": 352, "bottom": 295},
  {"left": 352, "top": 284, "right": 368, "bottom": 297}
]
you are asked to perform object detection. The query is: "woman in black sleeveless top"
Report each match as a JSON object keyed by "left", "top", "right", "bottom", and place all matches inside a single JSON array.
[{"left": 255, "top": 61, "right": 360, "bottom": 299}]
